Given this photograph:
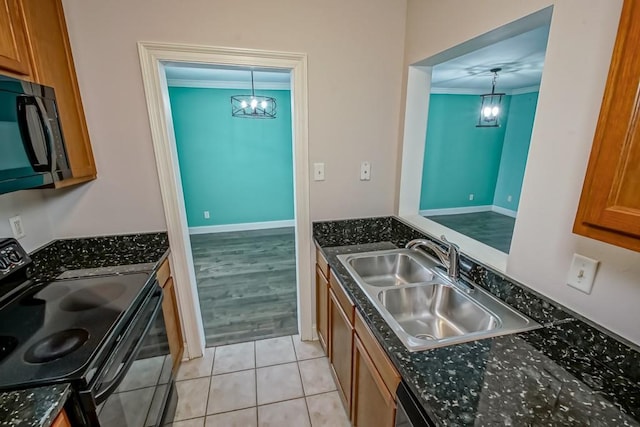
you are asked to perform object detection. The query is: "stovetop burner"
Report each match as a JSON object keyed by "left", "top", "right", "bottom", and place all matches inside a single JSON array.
[
  {"left": 24, "top": 329, "right": 89, "bottom": 364},
  {"left": 0, "top": 272, "right": 152, "bottom": 389},
  {"left": 59, "top": 282, "right": 127, "bottom": 312},
  {"left": 0, "top": 335, "right": 17, "bottom": 363}
]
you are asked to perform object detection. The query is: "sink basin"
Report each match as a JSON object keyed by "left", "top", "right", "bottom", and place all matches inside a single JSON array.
[
  {"left": 347, "top": 253, "right": 435, "bottom": 287},
  {"left": 337, "top": 249, "right": 540, "bottom": 351},
  {"left": 378, "top": 284, "right": 499, "bottom": 340}
]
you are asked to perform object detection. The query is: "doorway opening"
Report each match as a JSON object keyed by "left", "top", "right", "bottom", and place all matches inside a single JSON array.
[
  {"left": 164, "top": 64, "right": 297, "bottom": 346},
  {"left": 138, "top": 43, "right": 311, "bottom": 359}
]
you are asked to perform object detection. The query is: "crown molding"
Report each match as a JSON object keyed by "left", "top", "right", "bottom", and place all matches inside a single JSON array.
[
  {"left": 166, "top": 78, "right": 290, "bottom": 90},
  {"left": 510, "top": 85, "right": 540, "bottom": 95},
  {"left": 430, "top": 85, "right": 540, "bottom": 96}
]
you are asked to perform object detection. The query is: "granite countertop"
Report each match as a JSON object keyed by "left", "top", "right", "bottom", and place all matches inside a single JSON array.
[
  {"left": 28, "top": 232, "right": 170, "bottom": 282},
  {"left": 314, "top": 217, "right": 640, "bottom": 426},
  {"left": 0, "top": 232, "right": 170, "bottom": 427},
  {"left": 0, "top": 385, "right": 70, "bottom": 427}
]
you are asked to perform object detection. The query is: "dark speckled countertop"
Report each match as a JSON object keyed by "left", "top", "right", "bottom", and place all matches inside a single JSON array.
[
  {"left": 28, "top": 232, "right": 170, "bottom": 282},
  {"left": 0, "top": 232, "right": 169, "bottom": 427},
  {"left": 314, "top": 217, "right": 640, "bottom": 426},
  {"left": 0, "top": 385, "right": 70, "bottom": 427}
]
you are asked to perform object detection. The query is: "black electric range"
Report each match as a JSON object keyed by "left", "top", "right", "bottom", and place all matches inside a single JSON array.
[
  {"left": 0, "top": 272, "right": 151, "bottom": 388},
  {"left": 0, "top": 238, "right": 176, "bottom": 426}
]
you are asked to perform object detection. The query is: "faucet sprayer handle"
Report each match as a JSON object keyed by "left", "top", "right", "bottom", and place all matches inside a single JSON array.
[{"left": 440, "top": 235, "right": 459, "bottom": 251}]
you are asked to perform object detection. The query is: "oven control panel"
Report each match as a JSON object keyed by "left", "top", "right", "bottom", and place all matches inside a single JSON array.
[{"left": 0, "top": 238, "right": 31, "bottom": 279}]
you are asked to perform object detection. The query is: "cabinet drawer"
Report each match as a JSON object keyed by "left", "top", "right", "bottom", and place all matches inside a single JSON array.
[
  {"left": 329, "top": 271, "right": 354, "bottom": 324},
  {"left": 316, "top": 247, "right": 330, "bottom": 278},
  {"left": 157, "top": 258, "right": 170, "bottom": 287},
  {"left": 355, "top": 311, "right": 400, "bottom": 394}
]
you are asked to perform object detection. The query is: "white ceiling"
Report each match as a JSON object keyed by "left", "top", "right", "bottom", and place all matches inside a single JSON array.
[
  {"left": 431, "top": 25, "right": 550, "bottom": 93},
  {"left": 163, "top": 63, "right": 291, "bottom": 89}
]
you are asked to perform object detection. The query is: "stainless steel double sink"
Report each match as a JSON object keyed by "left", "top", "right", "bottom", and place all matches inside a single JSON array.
[{"left": 337, "top": 249, "right": 540, "bottom": 352}]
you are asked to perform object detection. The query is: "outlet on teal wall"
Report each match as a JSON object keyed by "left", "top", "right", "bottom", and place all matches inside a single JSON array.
[
  {"left": 493, "top": 92, "right": 539, "bottom": 211},
  {"left": 168, "top": 87, "right": 294, "bottom": 227},
  {"left": 420, "top": 94, "right": 511, "bottom": 210}
]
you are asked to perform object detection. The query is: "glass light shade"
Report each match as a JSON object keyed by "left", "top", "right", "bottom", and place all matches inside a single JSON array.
[{"left": 477, "top": 93, "right": 504, "bottom": 127}]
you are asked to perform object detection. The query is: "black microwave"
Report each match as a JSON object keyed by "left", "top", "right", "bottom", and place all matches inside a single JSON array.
[{"left": 0, "top": 75, "right": 71, "bottom": 194}]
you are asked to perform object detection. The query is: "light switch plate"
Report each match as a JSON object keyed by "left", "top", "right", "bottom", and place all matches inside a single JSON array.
[
  {"left": 567, "top": 253, "right": 599, "bottom": 294},
  {"left": 313, "top": 163, "right": 325, "bottom": 181}
]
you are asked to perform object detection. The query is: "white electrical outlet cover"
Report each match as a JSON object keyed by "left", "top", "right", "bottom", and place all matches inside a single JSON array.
[
  {"left": 313, "top": 163, "right": 325, "bottom": 181},
  {"left": 9, "top": 216, "right": 25, "bottom": 239},
  {"left": 567, "top": 253, "right": 599, "bottom": 294},
  {"left": 360, "top": 161, "right": 371, "bottom": 181}
]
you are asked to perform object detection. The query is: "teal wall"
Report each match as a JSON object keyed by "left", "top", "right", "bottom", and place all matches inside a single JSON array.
[
  {"left": 168, "top": 87, "right": 294, "bottom": 227},
  {"left": 420, "top": 94, "right": 511, "bottom": 209},
  {"left": 420, "top": 92, "right": 538, "bottom": 213},
  {"left": 493, "top": 92, "right": 539, "bottom": 211}
]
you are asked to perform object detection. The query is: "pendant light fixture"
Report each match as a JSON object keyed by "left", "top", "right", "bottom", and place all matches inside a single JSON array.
[
  {"left": 476, "top": 68, "right": 505, "bottom": 128},
  {"left": 231, "top": 70, "right": 277, "bottom": 119}
]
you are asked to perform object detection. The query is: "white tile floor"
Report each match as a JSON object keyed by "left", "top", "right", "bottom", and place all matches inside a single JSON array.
[{"left": 171, "top": 335, "right": 350, "bottom": 427}]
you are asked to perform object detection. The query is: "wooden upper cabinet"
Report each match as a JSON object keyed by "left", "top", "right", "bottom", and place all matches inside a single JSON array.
[
  {"left": 21, "top": 0, "right": 97, "bottom": 185},
  {"left": 0, "top": 0, "right": 31, "bottom": 76},
  {"left": 574, "top": 0, "right": 640, "bottom": 252}
]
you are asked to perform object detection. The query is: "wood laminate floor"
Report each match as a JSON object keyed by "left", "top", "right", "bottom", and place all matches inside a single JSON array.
[
  {"left": 190, "top": 227, "right": 298, "bottom": 347},
  {"left": 426, "top": 211, "right": 515, "bottom": 253}
]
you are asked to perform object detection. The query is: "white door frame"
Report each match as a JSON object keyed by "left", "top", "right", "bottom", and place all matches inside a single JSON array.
[{"left": 138, "top": 42, "right": 311, "bottom": 359}]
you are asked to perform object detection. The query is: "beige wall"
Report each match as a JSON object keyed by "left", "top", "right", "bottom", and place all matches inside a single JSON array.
[
  {"left": 403, "top": 0, "right": 640, "bottom": 345},
  {"left": 38, "top": 0, "right": 407, "bottom": 238},
  {"left": 0, "top": 191, "right": 54, "bottom": 252},
  {"left": 1, "top": 0, "right": 637, "bottom": 346}
]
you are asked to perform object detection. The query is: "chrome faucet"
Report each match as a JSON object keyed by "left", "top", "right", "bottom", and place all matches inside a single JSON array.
[{"left": 406, "top": 236, "right": 472, "bottom": 292}]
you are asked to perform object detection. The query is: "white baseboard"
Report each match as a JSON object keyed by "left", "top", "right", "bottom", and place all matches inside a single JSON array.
[
  {"left": 420, "top": 206, "right": 492, "bottom": 216},
  {"left": 420, "top": 205, "right": 518, "bottom": 218},
  {"left": 491, "top": 205, "right": 518, "bottom": 218},
  {"left": 189, "top": 219, "right": 295, "bottom": 234}
]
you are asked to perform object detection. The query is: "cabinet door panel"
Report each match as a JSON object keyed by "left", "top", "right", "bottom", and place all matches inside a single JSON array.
[
  {"left": 0, "top": 0, "right": 31, "bottom": 75},
  {"left": 51, "top": 409, "right": 71, "bottom": 427},
  {"left": 162, "top": 277, "right": 184, "bottom": 372},
  {"left": 316, "top": 265, "right": 329, "bottom": 354},
  {"left": 329, "top": 288, "right": 353, "bottom": 413},
  {"left": 574, "top": 0, "right": 640, "bottom": 251},
  {"left": 352, "top": 336, "right": 396, "bottom": 427}
]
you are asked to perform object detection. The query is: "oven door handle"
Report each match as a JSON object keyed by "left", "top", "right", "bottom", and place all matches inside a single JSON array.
[{"left": 91, "top": 286, "right": 163, "bottom": 404}]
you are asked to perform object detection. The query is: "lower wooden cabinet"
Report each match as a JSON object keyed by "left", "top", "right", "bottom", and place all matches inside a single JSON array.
[
  {"left": 329, "top": 287, "right": 354, "bottom": 411},
  {"left": 51, "top": 409, "right": 71, "bottom": 427},
  {"left": 316, "top": 265, "right": 329, "bottom": 353},
  {"left": 161, "top": 276, "right": 184, "bottom": 373},
  {"left": 352, "top": 311, "right": 401, "bottom": 427},
  {"left": 157, "top": 256, "right": 184, "bottom": 373},
  {"left": 320, "top": 260, "right": 400, "bottom": 427},
  {"left": 352, "top": 335, "right": 397, "bottom": 427}
]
